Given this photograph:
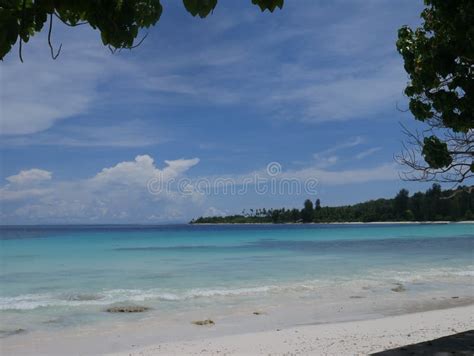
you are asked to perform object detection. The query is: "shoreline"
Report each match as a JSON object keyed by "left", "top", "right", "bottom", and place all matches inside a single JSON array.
[
  {"left": 110, "top": 305, "right": 474, "bottom": 356},
  {"left": 191, "top": 220, "right": 474, "bottom": 225},
  {"left": 2, "top": 298, "right": 472, "bottom": 355},
  {"left": 0, "top": 221, "right": 472, "bottom": 228}
]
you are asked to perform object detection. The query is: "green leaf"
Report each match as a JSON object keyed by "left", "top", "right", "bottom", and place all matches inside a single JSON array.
[
  {"left": 251, "top": 0, "right": 284, "bottom": 12},
  {"left": 422, "top": 136, "right": 453, "bottom": 169},
  {"left": 183, "top": 0, "right": 217, "bottom": 18}
]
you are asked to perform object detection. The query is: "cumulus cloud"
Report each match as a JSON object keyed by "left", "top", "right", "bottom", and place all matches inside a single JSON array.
[
  {"left": 0, "top": 152, "right": 401, "bottom": 223},
  {"left": 91, "top": 155, "right": 200, "bottom": 185},
  {"left": 1, "top": 169, "right": 53, "bottom": 202},
  {"left": 0, "top": 1, "right": 425, "bottom": 224},
  {"left": 0, "top": 155, "right": 201, "bottom": 223},
  {"left": 0, "top": 188, "right": 52, "bottom": 202},
  {"left": 6, "top": 169, "right": 52, "bottom": 185}
]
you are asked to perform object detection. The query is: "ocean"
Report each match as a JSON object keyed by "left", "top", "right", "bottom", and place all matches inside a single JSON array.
[{"left": 0, "top": 223, "right": 473, "bottom": 337}]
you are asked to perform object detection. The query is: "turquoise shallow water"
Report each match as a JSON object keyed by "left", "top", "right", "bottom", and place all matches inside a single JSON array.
[{"left": 0, "top": 223, "right": 473, "bottom": 333}]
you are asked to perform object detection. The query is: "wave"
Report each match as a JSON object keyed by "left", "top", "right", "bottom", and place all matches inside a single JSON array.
[
  {"left": 1, "top": 266, "right": 472, "bottom": 311},
  {"left": 62, "top": 293, "right": 104, "bottom": 301},
  {"left": 451, "top": 270, "right": 474, "bottom": 277},
  {"left": 367, "top": 266, "right": 474, "bottom": 283},
  {"left": 0, "top": 283, "right": 318, "bottom": 311}
]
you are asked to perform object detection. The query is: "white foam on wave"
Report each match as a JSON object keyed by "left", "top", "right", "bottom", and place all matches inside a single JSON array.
[
  {"left": 1, "top": 266, "right": 472, "bottom": 311},
  {"left": 452, "top": 270, "right": 474, "bottom": 277},
  {"left": 0, "top": 282, "right": 323, "bottom": 311},
  {"left": 366, "top": 265, "right": 474, "bottom": 283},
  {"left": 0, "top": 287, "right": 259, "bottom": 310}
]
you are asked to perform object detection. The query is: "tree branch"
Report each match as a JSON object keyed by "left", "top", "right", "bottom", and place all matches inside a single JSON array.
[{"left": 48, "top": 14, "right": 62, "bottom": 60}]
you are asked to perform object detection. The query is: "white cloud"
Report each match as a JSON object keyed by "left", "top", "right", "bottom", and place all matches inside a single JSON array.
[
  {"left": 91, "top": 155, "right": 199, "bottom": 185},
  {"left": 0, "top": 0, "right": 418, "bottom": 142},
  {"left": 313, "top": 155, "right": 339, "bottom": 168},
  {"left": 312, "top": 136, "right": 364, "bottom": 168},
  {"left": 137, "top": 73, "right": 240, "bottom": 105},
  {"left": 6, "top": 169, "right": 52, "bottom": 185},
  {"left": 2, "top": 53, "right": 93, "bottom": 134},
  {"left": 0, "top": 188, "right": 52, "bottom": 201},
  {"left": 189, "top": 160, "right": 398, "bottom": 192},
  {"left": 2, "top": 120, "right": 166, "bottom": 147},
  {"left": 314, "top": 136, "right": 363, "bottom": 156},
  {"left": 267, "top": 61, "right": 406, "bottom": 123},
  {"left": 203, "top": 206, "right": 227, "bottom": 217},
  {"left": 1, "top": 169, "right": 53, "bottom": 202},
  {"left": 0, "top": 1, "right": 420, "bottom": 224},
  {"left": 0, "top": 25, "right": 132, "bottom": 136},
  {"left": 235, "top": 161, "right": 399, "bottom": 187},
  {"left": 0, "top": 155, "right": 201, "bottom": 223},
  {"left": 280, "top": 163, "right": 398, "bottom": 186},
  {"left": 304, "top": 64, "right": 405, "bottom": 122},
  {"left": 0, "top": 154, "right": 400, "bottom": 223},
  {"left": 355, "top": 147, "right": 382, "bottom": 160}
]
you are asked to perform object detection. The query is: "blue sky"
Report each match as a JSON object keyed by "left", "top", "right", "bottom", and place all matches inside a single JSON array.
[{"left": 0, "top": 0, "right": 450, "bottom": 224}]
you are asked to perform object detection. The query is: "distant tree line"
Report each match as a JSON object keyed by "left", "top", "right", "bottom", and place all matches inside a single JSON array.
[{"left": 191, "top": 184, "right": 474, "bottom": 224}]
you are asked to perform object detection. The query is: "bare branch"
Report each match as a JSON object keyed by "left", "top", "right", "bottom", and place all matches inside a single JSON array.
[
  {"left": 18, "top": 39, "right": 23, "bottom": 63},
  {"left": 48, "top": 14, "right": 62, "bottom": 60},
  {"left": 19, "top": 0, "right": 25, "bottom": 63},
  {"left": 396, "top": 101, "right": 410, "bottom": 113},
  {"left": 397, "top": 123, "right": 473, "bottom": 185},
  {"left": 128, "top": 32, "right": 148, "bottom": 49}
]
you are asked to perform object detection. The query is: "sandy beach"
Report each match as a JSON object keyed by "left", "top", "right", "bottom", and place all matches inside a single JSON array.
[
  {"left": 1, "top": 303, "right": 472, "bottom": 355},
  {"left": 107, "top": 306, "right": 473, "bottom": 356}
]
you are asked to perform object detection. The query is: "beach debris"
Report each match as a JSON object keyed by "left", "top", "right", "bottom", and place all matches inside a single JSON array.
[
  {"left": 253, "top": 311, "right": 265, "bottom": 315},
  {"left": 391, "top": 283, "right": 406, "bottom": 292},
  {"left": 349, "top": 295, "right": 364, "bottom": 299},
  {"left": 105, "top": 305, "right": 150, "bottom": 313},
  {"left": 451, "top": 296, "right": 459, "bottom": 299},
  {"left": 191, "top": 319, "right": 215, "bottom": 326}
]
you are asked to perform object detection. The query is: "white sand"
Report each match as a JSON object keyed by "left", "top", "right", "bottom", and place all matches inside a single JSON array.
[{"left": 109, "top": 305, "right": 474, "bottom": 356}]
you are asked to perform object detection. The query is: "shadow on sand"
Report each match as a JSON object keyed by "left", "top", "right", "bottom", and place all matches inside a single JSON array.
[{"left": 372, "top": 330, "right": 474, "bottom": 355}]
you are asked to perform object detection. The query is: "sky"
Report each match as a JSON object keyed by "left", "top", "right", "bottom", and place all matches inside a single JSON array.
[{"left": 0, "top": 0, "right": 455, "bottom": 224}]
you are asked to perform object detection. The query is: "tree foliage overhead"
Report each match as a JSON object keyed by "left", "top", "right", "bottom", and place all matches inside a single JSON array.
[
  {"left": 0, "top": 0, "right": 284, "bottom": 61},
  {"left": 396, "top": 0, "right": 473, "bottom": 183}
]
